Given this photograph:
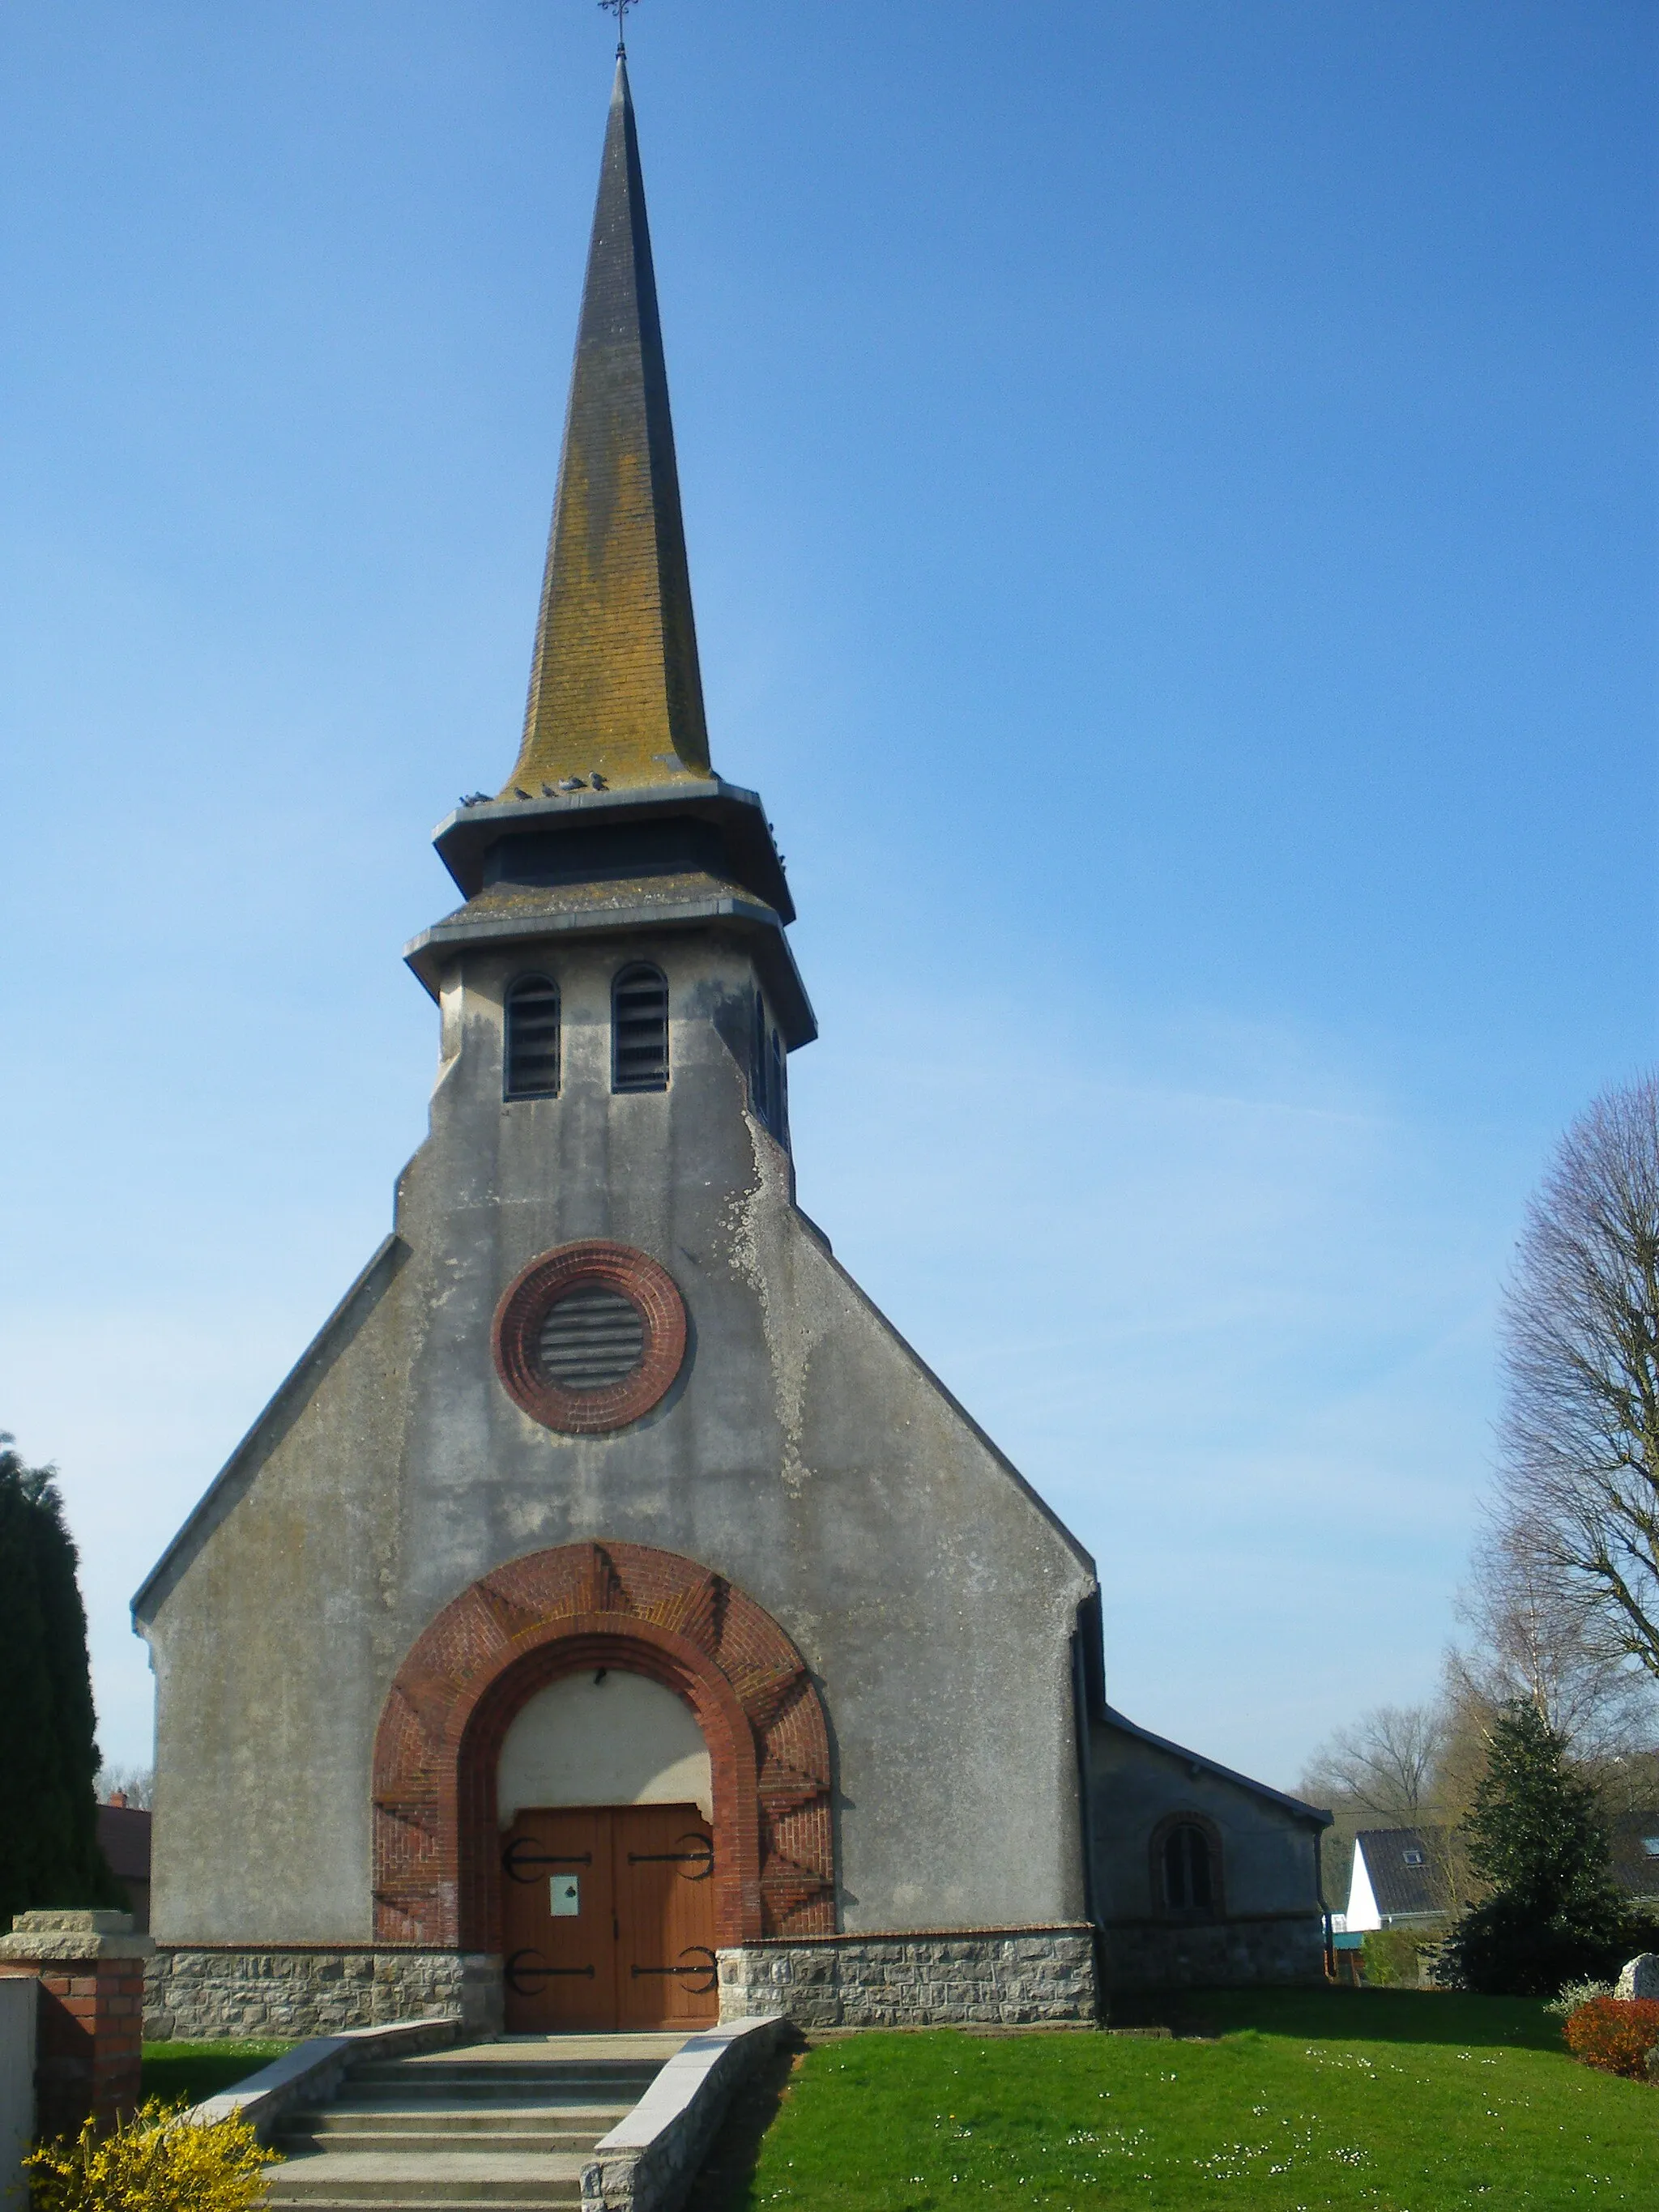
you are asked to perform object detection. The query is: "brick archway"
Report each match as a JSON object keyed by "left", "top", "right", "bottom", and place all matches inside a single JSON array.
[{"left": 371, "top": 1542, "right": 834, "bottom": 1952}]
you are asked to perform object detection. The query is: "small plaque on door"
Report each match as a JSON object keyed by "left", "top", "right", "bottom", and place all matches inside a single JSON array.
[{"left": 550, "top": 1874, "right": 580, "bottom": 1917}]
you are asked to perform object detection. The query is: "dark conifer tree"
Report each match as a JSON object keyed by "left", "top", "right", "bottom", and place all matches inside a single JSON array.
[
  {"left": 0, "top": 1436, "right": 123, "bottom": 1929},
  {"left": 1445, "top": 1699, "right": 1643, "bottom": 1996}
]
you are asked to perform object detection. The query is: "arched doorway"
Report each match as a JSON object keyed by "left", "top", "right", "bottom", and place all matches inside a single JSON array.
[
  {"left": 497, "top": 1669, "right": 718, "bottom": 2031},
  {"left": 370, "top": 1541, "right": 835, "bottom": 2028}
]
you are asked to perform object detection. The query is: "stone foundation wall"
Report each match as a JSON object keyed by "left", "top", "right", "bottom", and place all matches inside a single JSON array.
[
  {"left": 1098, "top": 1912, "right": 1326, "bottom": 1992},
  {"left": 144, "top": 1949, "right": 503, "bottom": 2042},
  {"left": 717, "top": 1927, "right": 1098, "bottom": 2030}
]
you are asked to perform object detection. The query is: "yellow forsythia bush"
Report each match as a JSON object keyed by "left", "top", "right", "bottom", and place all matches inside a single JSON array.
[{"left": 26, "top": 2099, "right": 279, "bottom": 2212}]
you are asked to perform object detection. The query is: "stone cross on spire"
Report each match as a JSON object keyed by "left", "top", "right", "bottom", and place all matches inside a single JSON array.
[{"left": 501, "top": 50, "right": 712, "bottom": 798}]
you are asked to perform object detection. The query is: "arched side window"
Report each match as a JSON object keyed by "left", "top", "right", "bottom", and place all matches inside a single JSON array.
[
  {"left": 612, "top": 964, "right": 669, "bottom": 1093},
  {"left": 1157, "top": 1818, "right": 1220, "bottom": 1916},
  {"left": 505, "top": 976, "right": 561, "bottom": 1099}
]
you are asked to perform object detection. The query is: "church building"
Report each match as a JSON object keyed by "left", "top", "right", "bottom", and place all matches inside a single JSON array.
[{"left": 134, "top": 59, "right": 1331, "bottom": 2040}]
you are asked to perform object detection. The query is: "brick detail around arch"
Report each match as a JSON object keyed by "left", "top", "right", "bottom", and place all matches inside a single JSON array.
[{"left": 371, "top": 1542, "right": 834, "bottom": 1952}]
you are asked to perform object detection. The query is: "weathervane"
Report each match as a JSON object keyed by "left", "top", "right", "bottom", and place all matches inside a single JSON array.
[{"left": 599, "top": 0, "right": 637, "bottom": 58}]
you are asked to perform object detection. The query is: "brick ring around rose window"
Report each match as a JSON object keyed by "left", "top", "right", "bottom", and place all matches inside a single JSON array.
[{"left": 493, "top": 1242, "right": 688, "bottom": 1435}]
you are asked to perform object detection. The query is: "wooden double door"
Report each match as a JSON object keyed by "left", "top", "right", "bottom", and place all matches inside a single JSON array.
[{"left": 500, "top": 1805, "right": 718, "bottom": 2032}]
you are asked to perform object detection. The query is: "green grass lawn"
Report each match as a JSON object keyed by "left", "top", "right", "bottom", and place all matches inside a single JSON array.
[
  {"left": 140, "top": 2039, "right": 295, "bottom": 2108},
  {"left": 733, "top": 1989, "right": 1658, "bottom": 2210}
]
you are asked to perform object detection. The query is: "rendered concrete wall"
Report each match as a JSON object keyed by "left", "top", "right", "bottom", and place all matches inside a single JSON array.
[
  {"left": 1089, "top": 1720, "right": 1327, "bottom": 1989},
  {"left": 139, "top": 927, "right": 1096, "bottom": 1949},
  {"left": 0, "top": 1975, "right": 34, "bottom": 2212},
  {"left": 497, "top": 1671, "right": 711, "bottom": 1823}
]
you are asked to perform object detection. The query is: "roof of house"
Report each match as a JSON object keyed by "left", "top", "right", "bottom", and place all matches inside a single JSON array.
[
  {"left": 1349, "top": 1811, "right": 1659, "bottom": 1918},
  {"left": 1354, "top": 1827, "right": 1441, "bottom": 1919},
  {"left": 1610, "top": 1811, "right": 1659, "bottom": 1899},
  {"left": 96, "top": 1803, "right": 151, "bottom": 1886}
]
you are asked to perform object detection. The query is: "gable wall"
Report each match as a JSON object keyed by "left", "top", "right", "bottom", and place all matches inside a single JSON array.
[{"left": 139, "top": 927, "right": 1096, "bottom": 1946}]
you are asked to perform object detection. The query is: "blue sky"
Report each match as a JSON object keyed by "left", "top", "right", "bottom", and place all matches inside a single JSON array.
[{"left": 2, "top": 1, "right": 1653, "bottom": 1788}]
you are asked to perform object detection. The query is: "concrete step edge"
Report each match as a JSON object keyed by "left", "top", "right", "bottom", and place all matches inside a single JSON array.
[
  {"left": 276, "top": 2133, "right": 605, "bottom": 2147},
  {"left": 281, "top": 2120, "right": 612, "bottom": 2131},
  {"left": 263, "top": 2201, "right": 581, "bottom": 2211},
  {"left": 344, "top": 2070, "right": 655, "bottom": 2088},
  {"left": 348, "top": 2065, "right": 657, "bottom": 2079},
  {"left": 267, "top": 2188, "right": 584, "bottom": 2206}
]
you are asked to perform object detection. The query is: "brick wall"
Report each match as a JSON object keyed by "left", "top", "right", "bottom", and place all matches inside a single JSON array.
[{"left": 0, "top": 1912, "right": 153, "bottom": 2139}]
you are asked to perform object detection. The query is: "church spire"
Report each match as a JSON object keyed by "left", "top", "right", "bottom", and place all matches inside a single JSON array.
[{"left": 502, "top": 57, "right": 711, "bottom": 798}]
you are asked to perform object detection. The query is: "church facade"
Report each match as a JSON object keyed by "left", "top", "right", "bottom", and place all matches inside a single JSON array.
[{"left": 134, "top": 62, "right": 1330, "bottom": 2041}]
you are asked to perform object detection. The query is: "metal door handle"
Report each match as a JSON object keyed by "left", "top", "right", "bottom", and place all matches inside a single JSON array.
[
  {"left": 505, "top": 1948, "right": 595, "bottom": 1993},
  {"left": 505, "top": 1838, "right": 594, "bottom": 1882},
  {"left": 625, "top": 1832, "right": 714, "bottom": 1879},
  {"left": 629, "top": 1946, "right": 717, "bottom": 1994}
]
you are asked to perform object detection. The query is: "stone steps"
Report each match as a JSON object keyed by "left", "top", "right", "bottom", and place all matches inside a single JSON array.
[
  {"left": 282, "top": 2129, "right": 609, "bottom": 2158},
  {"left": 264, "top": 2036, "right": 680, "bottom": 2212},
  {"left": 269, "top": 2153, "right": 591, "bottom": 2206},
  {"left": 335, "top": 2073, "right": 654, "bottom": 2105},
  {"left": 292, "top": 2105, "right": 624, "bottom": 2141}
]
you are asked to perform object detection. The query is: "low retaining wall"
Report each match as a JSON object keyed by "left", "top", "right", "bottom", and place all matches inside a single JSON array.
[
  {"left": 1098, "top": 1912, "right": 1326, "bottom": 1991},
  {"left": 582, "top": 2017, "right": 783, "bottom": 2212},
  {"left": 188, "top": 2015, "right": 460, "bottom": 2143},
  {"left": 718, "top": 1927, "right": 1097, "bottom": 2029},
  {"left": 145, "top": 1949, "right": 501, "bottom": 2042}
]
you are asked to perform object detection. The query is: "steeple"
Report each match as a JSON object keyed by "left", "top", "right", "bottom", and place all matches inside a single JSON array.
[
  {"left": 418, "top": 59, "right": 812, "bottom": 1051},
  {"left": 502, "top": 56, "right": 711, "bottom": 797}
]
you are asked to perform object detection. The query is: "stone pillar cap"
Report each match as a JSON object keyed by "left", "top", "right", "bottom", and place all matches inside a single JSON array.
[{"left": 2, "top": 1909, "right": 154, "bottom": 1962}]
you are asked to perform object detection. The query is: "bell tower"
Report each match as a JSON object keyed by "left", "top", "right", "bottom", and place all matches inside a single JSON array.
[{"left": 405, "top": 55, "right": 813, "bottom": 1160}]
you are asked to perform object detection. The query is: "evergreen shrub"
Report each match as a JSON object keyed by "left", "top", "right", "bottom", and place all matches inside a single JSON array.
[
  {"left": 0, "top": 1436, "right": 123, "bottom": 1927},
  {"left": 26, "top": 2100, "right": 276, "bottom": 2212},
  {"left": 1443, "top": 1703, "right": 1652, "bottom": 1997},
  {"left": 1561, "top": 1996, "right": 1659, "bottom": 2080}
]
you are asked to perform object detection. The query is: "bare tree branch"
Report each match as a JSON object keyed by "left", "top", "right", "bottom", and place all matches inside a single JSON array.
[
  {"left": 93, "top": 1763, "right": 154, "bottom": 1810},
  {"left": 1451, "top": 1521, "right": 1658, "bottom": 1762},
  {"left": 1495, "top": 1072, "right": 1659, "bottom": 1680},
  {"left": 1301, "top": 1703, "right": 1445, "bottom": 1823}
]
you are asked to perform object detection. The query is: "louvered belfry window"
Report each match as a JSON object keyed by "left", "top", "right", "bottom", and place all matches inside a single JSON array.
[
  {"left": 770, "top": 1029, "right": 788, "bottom": 1144},
  {"left": 751, "top": 989, "right": 770, "bottom": 1125},
  {"left": 505, "top": 976, "right": 561, "bottom": 1097},
  {"left": 537, "top": 1283, "right": 646, "bottom": 1391},
  {"left": 612, "top": 964, "right": 669, "bottom": 1092}
]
